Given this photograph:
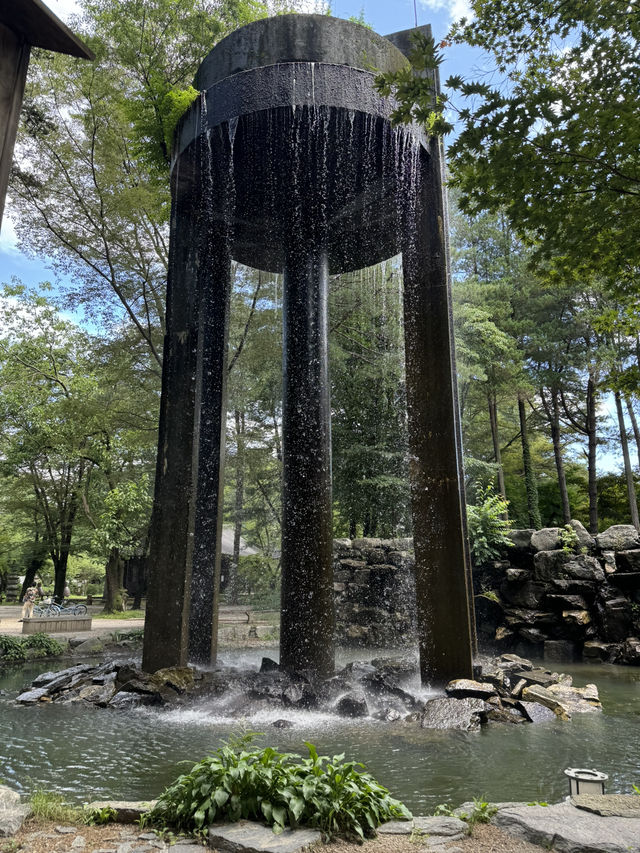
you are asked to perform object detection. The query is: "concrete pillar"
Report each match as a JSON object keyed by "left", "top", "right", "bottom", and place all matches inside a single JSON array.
[
  {"left": 0, "top": 24, "right": 30, "bottom": 228},
  {"left": 280, "top": 243, "right": 335, "bottom": 678},
  {"left": 402, "top": 141, "right": 474, "bottom": 685},
  {"left": 142, "top": 157, "right": 200, "bottom": 672},
  {"left": 188, "top": 134, "right": 233, "bottom": 664}
]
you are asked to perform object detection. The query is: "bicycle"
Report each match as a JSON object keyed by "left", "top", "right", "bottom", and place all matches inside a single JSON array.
[
  {"left": 33, "top": 602, "right": 61, "bottom": 617},
  {"left": 57, "top": 599, "right": 88, "bottom": 616}
]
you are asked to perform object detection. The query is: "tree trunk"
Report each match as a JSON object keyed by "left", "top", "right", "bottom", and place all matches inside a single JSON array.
[
  {"left": 625, "top": 396, "right": 640, "bottom": 471},
  {"left": 488, "top": 391, "right": 506, "bottom": 501},
  {"left": 518, "top": 394, "right": 541, "bottom": 529},
  {"left": 546, "top": 390, "right": 571, "bottom": 524},
  {"left": 104, "top": 547, "right": 125, "bottom": 612},
  {"left": 229, "top": 409, "right": 245, "bottom": 606},
  {"left": 585, "top": 374, "right": 599, "bottom": 534},
  {"left": 615, "top": 391, "right": 640, "bottom": 531}
]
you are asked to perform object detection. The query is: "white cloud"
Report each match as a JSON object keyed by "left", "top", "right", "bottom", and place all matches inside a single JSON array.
[
  {"left": 418, "top": 0, "right": 475, "bottom": 23},
  {"left": 0, "top": 212, "right": 19, "bottom": 256},
  {"left": 41, "top": 0, "right": 81, "bottom": 25}
]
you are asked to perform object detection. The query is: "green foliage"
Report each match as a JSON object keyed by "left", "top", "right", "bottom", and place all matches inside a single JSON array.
[
  {"left": 30, "top": 790, "right": 83, "bottom": 824},
  {"left": 0, "top": 632, "right": 64, "bottom": 663},
  {"left": 433, "top": 803, "right": 457, "bottom": 818},
  {"left": 145, "top": 735, "right": 411, "bottom": 840},
  {"left": 466, "top": 487, "right": 513, "bottom": 565},
  {"left": 84, "top": 805, "right": 118, "bottom": 825},
  {"left": 0, "top": 635, "right": 27, "bottom": 663},
  {"left": 560, "top": 525, "right": 583, "bottom": 555},
  {"left": 632, "top": 784, "right": 640, "bottom": 796},
  {"left": 159, "top": 86, "right": 199, "bottom": 152},
  {"left": 95, "top": 609, "right": 145, "bottom": 620},
  {"left": 22, "top": 633, "right": 64, "bottom": 656},
  {"left": 466, "top": 798, "right": 498, "bottom": 827},
  {"left": 374, "top": 32, "right": 453, "bottom": 135}
]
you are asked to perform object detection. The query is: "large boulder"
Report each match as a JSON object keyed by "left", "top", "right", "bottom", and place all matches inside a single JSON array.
[
  {"left": 567, "top": 519, "right": 596, "bottom": 552},
  {"left": 614, "top": 550, "right": 640, "bottom": 573},
  {"left": 615, "top": 636, "right": 640, "bottom": 665},
  {"left": 533, "top": 549, "right": 566, "bottom": 582},
  {"left": 596, "top": 525, "right": 640, "bottom": 552},
  {"left": 0, "top": 786, "right": 31, "bottom": 837},
  {"left": 564, "top": 555, "right": 605, "bottom": 582},
  {"left": 599, "top": 597, "right": 633, "bottom": 642},
  {"left": 420, "top": 696, "right": 485, "bottom": 731},
  {"left": 445, "top": 679, "right": 497, "bottom": 700},
  {"left": 334, "top": 690, "right": 369, "bottom": 718},
  {"left": 531, "top": 527, "right": 562, "bottom": 552}
]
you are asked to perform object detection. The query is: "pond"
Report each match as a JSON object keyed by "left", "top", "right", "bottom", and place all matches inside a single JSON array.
[{"left": 1, "top": 649, "right": 639, "bottom": 814}]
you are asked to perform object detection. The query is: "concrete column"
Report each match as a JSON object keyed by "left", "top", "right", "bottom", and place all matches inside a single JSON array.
[
  {"left": 0, "top": 24, "right": 30, "bottom": 229},
  {"left": 280, "top": 244, "right": 335, "bottom": 679},
  {"left": 188, "top": 185, "right": 232, "bottom": 665},
  {"left": 402, "top": 141, "right": 474, "bottom": 685},
  {"left": 142, "top": 158, "right": 200, "bottom": 673}
]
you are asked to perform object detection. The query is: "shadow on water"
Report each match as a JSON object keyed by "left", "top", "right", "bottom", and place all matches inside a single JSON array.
[{"left": 1, "top": 650, "right": 639, "bottom": 812}]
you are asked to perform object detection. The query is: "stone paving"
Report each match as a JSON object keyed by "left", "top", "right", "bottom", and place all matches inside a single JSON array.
[{"left": 18, "top": 825, "right": 204, "bottom": 852}]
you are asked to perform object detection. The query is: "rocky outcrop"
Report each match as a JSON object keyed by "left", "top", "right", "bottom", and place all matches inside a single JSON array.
[
  {"left": 15, "top": 652, "right": 598, "bottom": 729},
  {"left": 474, "top": 523, "right": 640, "bottom": 664},
  {"left": 0, "top": 786, "right": 30, "bottom": 837}
]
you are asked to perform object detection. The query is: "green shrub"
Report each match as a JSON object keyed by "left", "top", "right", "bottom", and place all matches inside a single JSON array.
[
  {"left": 466, "top": 486, "right": 513, "bottom": 565},
  {"left": 145, "top": 735, "right": 411, "bottom": 841},
  {"left": 0, "top": 635, "right": 27, "bottom": 662},
  {"left": 22, "top": 633, "right": 64, "bottom": 655}
]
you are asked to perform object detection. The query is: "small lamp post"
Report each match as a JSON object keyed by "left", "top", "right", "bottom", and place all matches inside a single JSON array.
[{"left": 564, "top": 768, "right": 608, "bottom": 796}]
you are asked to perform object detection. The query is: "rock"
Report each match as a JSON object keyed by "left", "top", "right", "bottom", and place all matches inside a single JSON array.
[
  {"left": 562, "top": 609, "right": 591, "bottom": 629},
  {"left": 412, "top": 816, "right": 468, "bottom": 839},
  {"left": 505, "top": 567, "right": 529, "bottom": 583},
  {"left": 71, "top": 835, "right": 86, "bottom": 848},
  {"left": 282, "top": 682, "right": 317, "bottom": 709},
  {"left": 599, "top": 597, "right": 633, "bottom": 642},
  {"left": 72, "top": 637, "right": 104, "bottom": 655},
  {"left": 568, "top": 519, "right": 596, "bottom": 551},
  {"left": 500, "top": 580, "right": 545, "bottom": 609},
  {"left": 334, "top": 690, "right": 369, "bottom": 718},
  {"left": 616, "top": 636, "right": 640, "bottom": 665},
  {"left": 370, "top": 656, "right": 417, "bottom": 679},
  {"left": 544, "top": 640, "right": 577, "bottom": 663},
  {"left": 15, "top": 687, "right": 50, "bottom": 704},
  {"left": 508, "top": 529, "right": 535, "bottom": 551},
  {"left": 55, "top": 825, "right": 77, "bottom": 834},
  {"left": 510, "top": 678, "right": 527, "bottom": 698},
  {"left": 78, "top": 682, "right": 117, "bottom": 706},
  {"left": 373, "top": 707, "right": 403, "bottom": 722},
  {"left": 445, "top": 679, "right": 497, "bottom": 700},
  {"left": 531, "top": 527, "right": 562, "bottom": 552},
  {"left": 493, "top": 801, "right": 640, "bottom": 853},
  {"left": 614, "top": 549, "right": 640, "bottom": 572},
  {"left": 546, "top": 593, "right": 589, "bottom": 610},
  {"left": 582, "top": 641, "right": 613, "bottom": 662},
  {"left": 598, "top": 525, "right": 640, "bottom": 551},
  {"left": 510, "top": 668, "right": 559, "bottom": 688},
  {"left": 517, "top": 700, "right": 557, "bottom": 723},
  {"left": 545, "top": 681, "right": 601, "bottom": 714},
  {"left": 564, "top": 555, "right": 605, "bottom": 582},
  {"left": 0, "top": 786, "right": 31, "bottom": 837},
  {"left": 151, "top": 667, "right": 194, "bottom": 694},
  {"left": 520, "top": 684, "right": 570, "bottom": 719},
  {"left": 572, "top": 794, "right": 640, "bottom": 818},
  {"left": 85, "top": 801, "right": 156, "bottom": 823},
  {"left": 493, "top": 653, "right": 534, "bottom": 672},
  {"left": 602, "top": 550, "right": 617, "bottom": 573},
  {"left": 208, "top": 820, "right": 321, "bottom": 853},
  {"left": 484, "top": 705, "right": 526, "bottom": 724},
  {"left": 533, "top": 549, "right": 566, "bottom": 581},
  {"left": 272, "top": 719, "right": 294, "bottom": 728},
  {"left": 420, "top": 697, "right": 485, "bottom": 731}
]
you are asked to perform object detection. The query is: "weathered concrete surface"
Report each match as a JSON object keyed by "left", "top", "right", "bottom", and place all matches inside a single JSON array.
[
  {"left": 572, "top": 794, "right": 640, "bottom": 818},
  {"left": 493, "top": 801, "right": 640, "bottom": 853},
  {"left": 0, "top": 785, "right": 30, "bottom": 837},
  {"left": 208, "top": 820, "right": 321, "bottom": 853}
]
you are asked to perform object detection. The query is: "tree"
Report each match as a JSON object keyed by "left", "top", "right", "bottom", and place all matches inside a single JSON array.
[{"left": 446, "top": 1, "right": 640, "bottom": 286}]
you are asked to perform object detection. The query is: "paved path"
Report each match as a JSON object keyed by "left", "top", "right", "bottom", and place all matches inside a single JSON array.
[{"left": 0, "top": 605, "right": 144, "bottom": 641}]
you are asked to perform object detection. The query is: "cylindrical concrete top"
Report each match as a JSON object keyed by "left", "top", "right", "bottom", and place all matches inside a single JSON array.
[
  {"left": 173, "top": 14, "right": 428, "bottom": 273},
  {"left": 194, "top": 14, "right": 409, "bottom": 90}
]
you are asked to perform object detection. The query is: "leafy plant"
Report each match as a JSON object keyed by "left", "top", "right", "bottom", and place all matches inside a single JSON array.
[
  {"left": 632, "top": 784, "right": 640, "bottom": 796},
  {"left": 0, "top": 635, "right": 27, "bottom": 662},
  {"left": 466, "top": 486, "right": 513, "bottom": 565},
  {"left": 144, "top": 734, "right": 411, "bottom": 841},
  {"left": 560, "top": 524, "right": 587, "bottom": 556},
  {"left": 22, "top": 633, "right": 64, "bottom": 655},
  {"left": 30, "top": 790, "right": 83, "bottom": 823},
  {"left": 466, "top": 797, "right": 497, "bottom": 827},
  {"left": 84, "top": 805, "right": 118, "bottom": 825}
]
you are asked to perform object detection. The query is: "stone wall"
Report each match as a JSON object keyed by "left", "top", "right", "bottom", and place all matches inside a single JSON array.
[
  {"left": 333, "top": 538, "right": 416, "bottom": 647},
  {"left": 333, "top": 523, "right": 640, "bottom": 666},
  {"left": 475, "top": 521, "right": 640, "bottom": 666}
]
